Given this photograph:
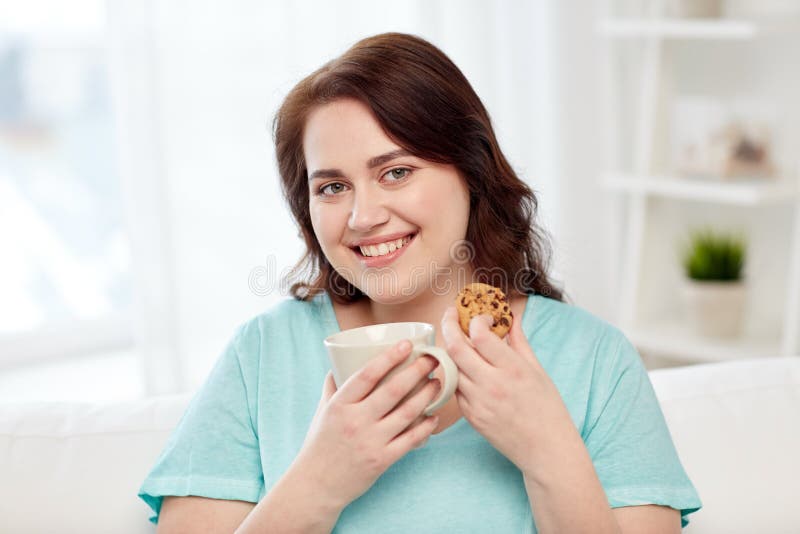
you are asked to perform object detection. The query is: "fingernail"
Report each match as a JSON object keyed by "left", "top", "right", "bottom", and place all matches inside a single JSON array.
[{"left": 397, "top": 339, "right": 412, "bottom": 353}]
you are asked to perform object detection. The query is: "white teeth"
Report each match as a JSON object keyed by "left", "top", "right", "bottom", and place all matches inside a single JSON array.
[{"left": 359, "top": 235, "right": 413, "bottom": 257}]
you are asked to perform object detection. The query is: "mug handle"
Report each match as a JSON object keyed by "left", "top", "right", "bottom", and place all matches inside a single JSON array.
[{"left": 410, "top": 345, "right": 458, "bottom": 416}]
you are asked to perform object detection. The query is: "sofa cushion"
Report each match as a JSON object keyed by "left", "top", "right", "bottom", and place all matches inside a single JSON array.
[
  {"left": 0, "top": 393, "right": 191, "bottom": 533},
  {"left": 649, "top": 356, "right": 800, "bottom": 534},
  {"left": 1, "top": 356, "right": 798, "bottom": 533}
]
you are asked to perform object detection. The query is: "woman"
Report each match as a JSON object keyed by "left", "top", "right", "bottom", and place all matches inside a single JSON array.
[{"left": 139, "top": 33, "right": 701, "bottom": 533}]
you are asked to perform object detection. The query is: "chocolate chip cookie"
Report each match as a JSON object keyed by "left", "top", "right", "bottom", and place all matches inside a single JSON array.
[{"left": 455, "top": 283, "right": 513, "bottom": 338}]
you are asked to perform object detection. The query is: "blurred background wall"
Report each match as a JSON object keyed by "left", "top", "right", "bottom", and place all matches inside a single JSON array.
[{"left": 1, "top": 0, "right": 614, "bottom": 401}]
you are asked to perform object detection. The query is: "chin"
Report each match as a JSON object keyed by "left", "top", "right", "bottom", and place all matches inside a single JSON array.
[
  {"left": 361, "top": 288, "right": 419, "bottom": 306},
  {"left": 365, "top": 276, "right": 434, "bottom": 303}
]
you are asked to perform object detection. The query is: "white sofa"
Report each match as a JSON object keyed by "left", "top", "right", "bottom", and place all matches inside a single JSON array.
[{"left": 1, "top": 356, "right": 798, "bottom": 533}]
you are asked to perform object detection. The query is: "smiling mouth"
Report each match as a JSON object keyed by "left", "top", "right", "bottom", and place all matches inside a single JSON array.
[{"left": 351, "top": 233, "right": 417, "bottom": 258}]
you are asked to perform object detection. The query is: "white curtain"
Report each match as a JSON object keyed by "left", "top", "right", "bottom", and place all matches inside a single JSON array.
[{"left": 107, "top": 0, "right": 561, "bottom": 394}]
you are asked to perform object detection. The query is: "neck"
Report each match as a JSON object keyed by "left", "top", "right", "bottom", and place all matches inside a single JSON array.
[
  {"left": 368, "top": 289, "right": 455, "bottom": 327},
  {"left": 364, "top": 267, "right": 476, "bottom": 342}
]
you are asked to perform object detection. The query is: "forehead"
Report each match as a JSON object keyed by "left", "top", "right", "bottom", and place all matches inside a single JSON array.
[{"left": 303, "top": 99, "right": 399, "bottom": 169}]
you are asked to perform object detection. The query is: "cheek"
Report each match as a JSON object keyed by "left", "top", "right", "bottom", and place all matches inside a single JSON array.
[
  {"left": 310, "top": 203, "right": 349, "bottom": 252},
  {"left": 454, "top": 185, "right": 471, "bottom": 229},
  {"left": 309, "top": 204, "right": 323, "bottom": 234},
  {"left": 309, "top": 206, "right": 323, "bottom": 242},
  {"left": 411, "top": 193, "right": 441, "bottom": 222},
  {"left": 309, "top": 204, "right": 334, "bottom": 252},
  {"left": 417, "top": 181, "right": 470, "bottom": 235}
]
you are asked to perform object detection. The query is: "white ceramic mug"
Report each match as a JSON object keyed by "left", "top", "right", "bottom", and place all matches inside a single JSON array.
[{"left": 324, "top": 322, "right": 458, "bottom": 416}]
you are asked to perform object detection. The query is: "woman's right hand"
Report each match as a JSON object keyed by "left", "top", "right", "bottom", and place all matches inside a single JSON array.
[{"left": 293, "top": 339, "right": 442, "bottom": 510}]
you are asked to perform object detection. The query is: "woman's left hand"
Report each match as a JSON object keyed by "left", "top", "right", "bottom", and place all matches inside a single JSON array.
[{"left": 440, "top": 306, "right": 577, "bottom": 475}]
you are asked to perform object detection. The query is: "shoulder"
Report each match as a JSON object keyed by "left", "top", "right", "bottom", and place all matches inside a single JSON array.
[
  {"left": 524, "top": 294, "right": 636, "bottom": 370},
  {"left": 525, "top": 294, "right": 625, "bottom": 344},
  {"left": 231, "top": 294, "right": 331, "bottom": 349}
]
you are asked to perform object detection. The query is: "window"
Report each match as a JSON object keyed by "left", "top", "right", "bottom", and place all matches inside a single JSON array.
[{"left": 0, "top": 0, "right": 134, "bottom": 368}]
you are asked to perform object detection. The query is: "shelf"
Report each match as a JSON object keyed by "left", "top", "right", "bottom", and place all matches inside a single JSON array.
[
  {"left": 626, "top": 320, "right": 783, "bottom": 363},
  {"left": 598, "top": 18, "right": 758, "bottom": 40},
  {"left": 601, "top": 172, "right": 798, "bottom": 205},
  {"left": 601, "top": 8, "right": 800, "bottom": 364}
]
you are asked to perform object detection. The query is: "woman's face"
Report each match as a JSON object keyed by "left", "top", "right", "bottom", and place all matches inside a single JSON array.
[{"left": 304, "top": 98, "right": 471, "bottom": 303}]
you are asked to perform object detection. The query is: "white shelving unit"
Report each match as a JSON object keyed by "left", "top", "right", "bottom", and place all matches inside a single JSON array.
[
  {"left": 598, "top": 17, "right": 759, "bottom": 39},
  {"left": 601, "top": 172, "right": 798, "bottom": 205},
  {"left": 598, "top": 5, "right": 800, "bottom": 364}
]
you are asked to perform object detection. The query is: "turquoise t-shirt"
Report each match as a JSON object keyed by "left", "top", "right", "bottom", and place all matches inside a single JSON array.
[{"left": 138, "top": 292, "right": 701, "bottom": 531}]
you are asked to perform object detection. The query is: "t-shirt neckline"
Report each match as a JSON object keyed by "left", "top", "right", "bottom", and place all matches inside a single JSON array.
[
  {"left": 319, "top": 290, "right": 537, "bottom": 337},
  {"left": 315, "top": 291, "right": 540, "bottom": 440}
]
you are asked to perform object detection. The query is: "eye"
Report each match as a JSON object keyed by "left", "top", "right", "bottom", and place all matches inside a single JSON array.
[
  {"left": 384, "top": 167, "right": 411, "bottom": 182},
  {"left": 317, "top": 182, "right": 347, "bottom": 196}
]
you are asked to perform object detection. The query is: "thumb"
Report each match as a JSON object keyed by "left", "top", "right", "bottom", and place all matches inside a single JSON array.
[
  {"left": 468, "top": 313, "right": 495, "bottom": 341},
  {"left": 320, "top": 370, "right": 337, "bottom": 404}
]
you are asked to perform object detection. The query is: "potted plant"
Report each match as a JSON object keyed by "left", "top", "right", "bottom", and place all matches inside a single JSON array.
[{"left": 680, "top": 228, "right": 747, "bottom": 338}]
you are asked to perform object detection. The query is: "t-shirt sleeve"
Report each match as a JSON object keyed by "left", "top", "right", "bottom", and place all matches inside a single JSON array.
[
  {"left": 582, "top": 333, "right": 702, "bottom": 528},
  {"left": 137, "top": 323, "right": 264, "bottom": 524}
]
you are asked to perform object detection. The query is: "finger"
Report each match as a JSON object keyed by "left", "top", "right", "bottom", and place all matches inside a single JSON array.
[
  {"left": 468, "top": 314, "right": 507, "bottom": 367},
  {"left": 507, "top": 309, "right": 540, "bottom": 365},
  {"left": 440, "top": 306, "right": 484, "bottom": 380},
  {"left": 454, "top": 387, "right": 472, "bottom": 414},
  {"left": 385, "top": 412, "right": 440, "bottom": 462},
  {"left": 378, "top": 375, "right": 442, "bottom": 438},
  {"left": 440, "top": 306, "right": 467, "bottom": 343},
  {"left": 321, "top": 371, "right": 337, "bottom": 403},
  {"left": 336, "top": 339, "right": 414, "bottom": 404},
  {"left": 440, "top": 306, "right": 476, "bottom": 348},
  {"left": 312, "top": 372, "right": 336, "bottom": 420},
  {"left": 454, "top": 369, "right": 476, "bottom": 397},
  {"left": 367, "top": 352, "right": 439, "bottom": 418}
]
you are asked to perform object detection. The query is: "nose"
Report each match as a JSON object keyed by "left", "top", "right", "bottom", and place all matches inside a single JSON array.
[{"left": 348, "top": 184, "right": 390, "bottom": 232}]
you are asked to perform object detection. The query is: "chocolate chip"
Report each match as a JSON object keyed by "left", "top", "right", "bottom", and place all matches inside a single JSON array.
[
  {"left": 476, "top": 293, "right": 482, "bottom": 299},
  {"left": 488, "top": 289, "right": 494, "bottom": 294},
  {"left": 503, "top": 305, "right": 509, "bottom": 311},
  {"left": 461, "top": 297, "right": 468, "bottom": 306},
  {"left": 491, "top": 301, "right": 499, "bottom": 308},
  {"left": 499, "top": 317, "right": 509, "bottom": 326}
]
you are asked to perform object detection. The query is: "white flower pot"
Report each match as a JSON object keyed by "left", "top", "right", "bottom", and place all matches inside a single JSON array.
[{"left": 681, "top": 279, "right": 747, "bottom": 338}]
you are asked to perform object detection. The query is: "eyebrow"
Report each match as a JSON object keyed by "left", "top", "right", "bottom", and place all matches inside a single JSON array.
[{"left": 307, "top": 149, "right": 412, "bottom": 182}]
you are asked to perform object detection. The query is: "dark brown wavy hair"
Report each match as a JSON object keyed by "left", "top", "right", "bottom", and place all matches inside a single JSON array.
[{"left": 273, "top": 32, "right": 565, "bottom": 304}]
